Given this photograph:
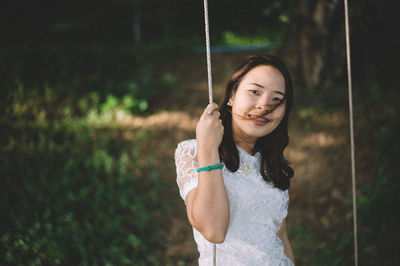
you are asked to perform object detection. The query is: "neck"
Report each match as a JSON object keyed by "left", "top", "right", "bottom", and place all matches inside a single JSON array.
[{"left": 233, "top": 132, "right": 257, "bottom": 156}]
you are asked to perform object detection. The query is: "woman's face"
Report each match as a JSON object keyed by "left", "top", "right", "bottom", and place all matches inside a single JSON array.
[{"left": 229, "top": 65, "right": 286, "bottom": 141}]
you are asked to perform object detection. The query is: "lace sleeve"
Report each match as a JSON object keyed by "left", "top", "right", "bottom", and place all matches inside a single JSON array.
[{"left": 174, "top": 139, "right": 199, "bottom": 203}]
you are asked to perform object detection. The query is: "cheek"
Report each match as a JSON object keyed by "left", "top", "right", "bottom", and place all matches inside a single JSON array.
[
  {"left": 233, "top": 96, "right": 253, "bottom": 113},
  {"left": 271, "top": 104, "right": 286, "bottom": 120}
]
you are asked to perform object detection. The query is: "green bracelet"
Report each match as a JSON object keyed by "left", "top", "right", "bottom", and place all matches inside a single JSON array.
[{"left": 196, "top": 163, "right": 223, "bottom": 173}]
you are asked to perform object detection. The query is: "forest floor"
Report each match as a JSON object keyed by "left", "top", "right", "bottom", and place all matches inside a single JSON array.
[{"left": 123, "top": 52, "right": 355, "bottom": 265}]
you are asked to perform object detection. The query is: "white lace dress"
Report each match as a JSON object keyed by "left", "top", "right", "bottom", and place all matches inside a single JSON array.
[{"left": 174, "top": 139, "right": 293, "bottom": 266}]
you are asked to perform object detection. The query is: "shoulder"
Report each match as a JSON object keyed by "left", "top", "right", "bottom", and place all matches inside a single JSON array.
[
  {"left": 177, "top": 138, "right": 197, "bottom": 148},
  {"left": 175, "top": 139, "right": 197, "bottom": 154},
  {"left": 174, "top": 139, "right": 198, "bottom": 161}
]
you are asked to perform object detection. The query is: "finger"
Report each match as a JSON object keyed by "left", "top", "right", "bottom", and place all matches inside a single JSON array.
[
  {"left": 201, "top": 103, "right": 220, "bottom": 121},
  {"left": 211, "top": 102, "right": 219, "bottom": 110},
  {"left": 202, "top": 105, "right": 216, "bottom": 118},
  {"left": 211, "top": 110, "right": 220, "bottom": 119},
  {"left": 203, "top": 108, "right": 212, "bottom": 115},
  {"left": 201, "top": 107, "right": 212, "bottom": 119},
  {"left": 206, "top": 102, "right": 219, "bottom": 112}
]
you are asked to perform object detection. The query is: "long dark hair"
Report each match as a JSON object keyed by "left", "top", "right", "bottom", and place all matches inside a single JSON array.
[{"left": 218, "top": 55, "right": 294, "bottom": 190}]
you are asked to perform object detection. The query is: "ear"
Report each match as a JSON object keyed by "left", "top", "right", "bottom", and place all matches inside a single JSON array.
[{"left": 228, "top": 92, "right": 235, "bottom": 105}]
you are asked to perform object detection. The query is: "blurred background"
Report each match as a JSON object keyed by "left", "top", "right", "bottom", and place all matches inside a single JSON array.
[{"left": 0, "top": 0, "right": 399, "bottom": 265}]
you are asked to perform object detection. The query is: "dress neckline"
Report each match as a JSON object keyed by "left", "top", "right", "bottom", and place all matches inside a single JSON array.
[{"left": 235, "top": 144, "right": 261, "bottom": 160}]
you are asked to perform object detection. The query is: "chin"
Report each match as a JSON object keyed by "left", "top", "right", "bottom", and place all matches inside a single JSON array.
[
  {"left": 234, "top": 120, "right": 279, "bottom": 139},
  {"left": 244, "top": 129, "right": 274, "bottom": 138},
  {"left": 252, "top": 125, "right": 278, "bottom": 136}
]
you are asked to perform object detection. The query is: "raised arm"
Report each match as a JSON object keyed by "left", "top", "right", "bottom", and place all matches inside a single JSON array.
[{"left": 176, "top": 102, "right": 230, "bottom": 243}]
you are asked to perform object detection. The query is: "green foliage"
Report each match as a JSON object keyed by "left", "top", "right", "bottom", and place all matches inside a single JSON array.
[
  {"left": 287, "top": 224, "right": 353, "bottom": 266},
  {"left": 100, "top": 93, "right": 148, "bottom": 116},
  {"left": 338, "top": 81, "right": 399, "bottom": 264},
  {"left": 1, "top": 91, "right": 170, "bottom": 264},
  {"left": 355, "top": 114, "right": 400, "bottom": 265},
  {"left": 222, "top": 31, "right": 273, "bottom": 45},
  {"left": 0, "top": 43, "right": 178, "bottom": 116}
]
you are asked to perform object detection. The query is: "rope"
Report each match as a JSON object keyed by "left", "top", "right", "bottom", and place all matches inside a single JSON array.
[
  {"left": 203, "top": 0, "right": 213, "bottom": 104},
  {"left": 344, "top": 0, "right": 358, "bottom": 265},
  {"left": 203, "top": 0, "right": 216, "bottom": 265}
]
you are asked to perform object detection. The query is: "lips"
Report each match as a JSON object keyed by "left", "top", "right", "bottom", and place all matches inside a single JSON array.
[{"left": 248, "top": 114, "right": 269, "bottom": 122}]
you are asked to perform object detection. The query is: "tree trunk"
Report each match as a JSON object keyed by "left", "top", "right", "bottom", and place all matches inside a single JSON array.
[{"left": 282, "top": 0, "right": 342, "bottom": 90}]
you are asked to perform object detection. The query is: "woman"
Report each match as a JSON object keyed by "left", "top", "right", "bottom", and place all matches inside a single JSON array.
[{"left": 174, "top": 55, "right": 296, "bottom": 265}]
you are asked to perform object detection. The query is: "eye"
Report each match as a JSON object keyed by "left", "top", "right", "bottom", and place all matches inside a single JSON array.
[
  {"left": 249, "top": 90, "right": 259, "bottom": 95},
  {"left": 273, "top": 97, "right": 283, "bottom": 103}
]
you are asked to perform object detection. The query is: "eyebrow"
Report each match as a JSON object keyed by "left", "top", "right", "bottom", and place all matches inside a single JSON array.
[{"left": 249, "top": 82, "right": 286, "bottom": 96}]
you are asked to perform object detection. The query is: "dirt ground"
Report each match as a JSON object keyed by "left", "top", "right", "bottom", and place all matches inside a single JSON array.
[{"left": 123, "top": 52, "right": 354, "bottom": 265}]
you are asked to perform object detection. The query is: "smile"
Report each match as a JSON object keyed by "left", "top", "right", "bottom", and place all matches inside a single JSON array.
[{"left": 248, "top": 114, "right": 269, "bottom": 122}]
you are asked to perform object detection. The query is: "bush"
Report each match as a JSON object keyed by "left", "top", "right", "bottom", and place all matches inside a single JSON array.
[{"left": 0, "top": 117, "right": 169, "bottom": 265}]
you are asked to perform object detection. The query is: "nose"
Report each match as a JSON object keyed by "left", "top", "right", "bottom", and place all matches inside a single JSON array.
[
  {"left": 256, "top": 98, "right": 273, "bottom": 113},
  {"left": 256, "top": 104, "right": 269, "bottom": 112},
  {"left": 256, "top": 92, "right": 278, "bottom": 113}
]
